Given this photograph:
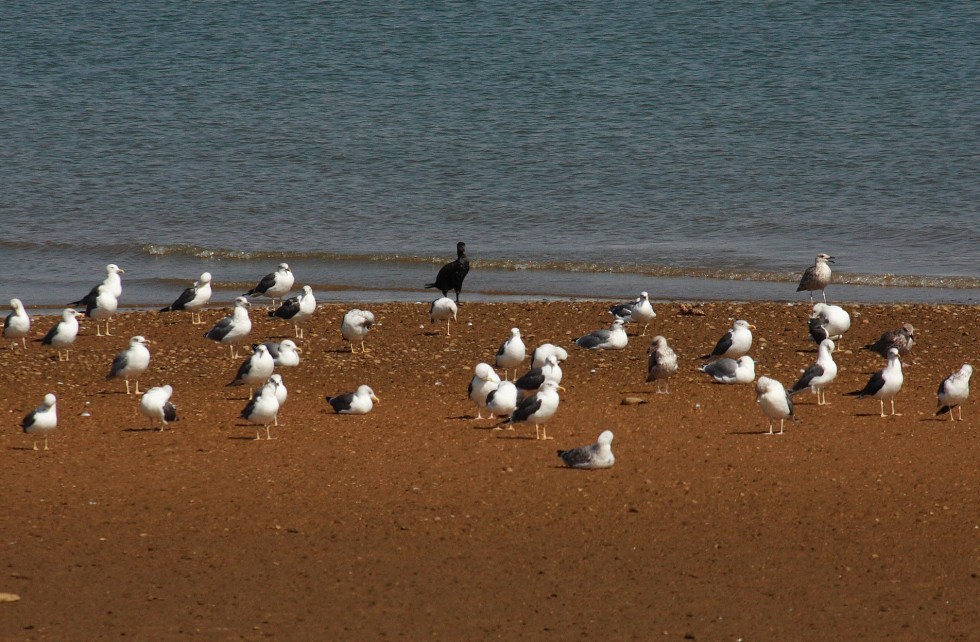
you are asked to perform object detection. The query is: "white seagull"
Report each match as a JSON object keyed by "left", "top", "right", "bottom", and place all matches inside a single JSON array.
[
  {"left": 808, "top": 302, "right": 851, "bottom": 345},
  {"left": 244, "top": 263, "right": 294, "bottom": 307},
  {"left": 4, "top": 298, "right": 31, "bottom": 349},
  {"left": 82, "top": 283, "right": 119, "bottom": 337},
  {"left": 468, "top": 362, "right": 501, "bottom": 419},
  {"left": 609, "top": 291, "right": 657, "bottom": 335},
  {"left": 646, "top": 335, "right": 679, "bottom": 393},
  {"left": 70, "top": 263, "right": 125, "bottom": 304},
  {"left": 139, "top": 385, "right": 178, "bottom": 431},
  {"left": 270, "top": 285, "right": 316, "bottom": 338},
  {"left": 160, "top": 272, "right": 212, "bottom": 324},
  {"left": 698, "top": 356, "right": 756, "bottom": 384},
  {"left": 253, "top": 375, "right": 288, "bottom": 425},
  {"left": 575, "top": 318, "right": 628, "bottom": 350},
  {"left": 495, "top": 327, "right": 526, "bottom": 381},
  {"left": 227, "top": 344, "right": 276, "bottom": 396},
  {"left": 328, "top": 385, "right": 380, "bottom": 415},
  {"left": 241, "top": 384, "right": 280, "bottom": 440},
  {"left": 756, "top": 376, "right": 795, "bottom": 435},
  {"left": 262, "top": 339, "right": 301, "bottom": 367},
  {"left": 848, "top": 347, "right": 904, "bottom": 417},
  {"left": 42, "top": 308, "right": 81, "bottom": 361},
  {"left": 936, "top": 364, "right": 973, "bottom": 421},
  {"left": 429, "top": 297, "right": 458, "bottom": 336},
  {"left": 531, "top": 343, "right": 569, "bottom": 369},
  {"left": 106, "top": 335, "right": 151, "bottom": 394},
  {"left": 341, "top": 308, "right": 376, "bottom": 353},
  {"left": 789, "top": 339, "right": 838, "bottom": 405},
  {"left": 500, "top": 379, "right": 564, "bottom": 440},
  {"left": 557, "top": 430, "right": 615, "bottom": 469},
  {"left": 515, "top": 355, "right": 563, "bottom": 396},
  {"left": 701, "top": 319, "right": 755, "bottom": 360},
  {"left": 797, "top": 253, "right": 834, "bottom": 302},
  {"left": 203, "top": 297, "right": 252, "bottom": 358},
  {"left": 22, "top": 393, "right": 57, "bottom": 451},
  {"left": 487, "top": 381, "right": 519, "bottom": 419}
]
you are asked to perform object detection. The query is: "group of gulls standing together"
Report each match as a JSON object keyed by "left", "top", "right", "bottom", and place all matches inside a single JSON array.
[{"left": 7, "top": 247, "right": 973, "bottom": 467}]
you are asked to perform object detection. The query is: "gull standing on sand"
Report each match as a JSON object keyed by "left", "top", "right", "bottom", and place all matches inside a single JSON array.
[
  {"left": 244, "top": 263, "right": 294, "bottom": 307},
  {"left": 82, "top": 284, "right": 119, "bottom": 337},
  {"left": 228, "top": 344, "right": 275, "bottom": 397},
  {"left": 864, "top": 323, "right": 915, "bottom": 357},
  {"left": 698, "top": 356, "right": 756, "bottom": 384},
  {"left": 701, "top": 320, "right": 754, "bottom": 360},
  {"left": 425, "top": 241, "right": 470, "bottom": 303},
  {"left": 241, "top": 384, "right": 280, "bottom": 440},
  {"left": 468, "top": 363, "right": 501, "bottom": 419},
  {"left": 496, "top": 327, "right": 526, "bottom": 381},
  {"left": 756, "top": 376, "right": 795, "bottom": 435},
  {"left": 106, "top": 335, "right": 151, "bottom": 395},
  {"left": 203, "top": 297, "right": 252, "bottom": 358},
  {"left": 789, "top": 339, "right": 838, "bottom": 405},
  {"left": 254, "top": 375, "right": 288, "bottom": 425},
  {"left": 500, "top": 380, "right": 564, "bottom": 440},
  {"left": 847, "top": 347, "right": 904, "bottom": 417},
  {"left": 531, "top": 343, "right": 569, "bottom": 369},
  {"left": 4, "top": 298, "right": 30, "bottom": 348},
  {"left": 515, "top": 354, "right": 563, "bottom": 396},
  {"left": 269, "top": 285, "right": 316, "bottom": 338},
  {"left": 487, "top": 380, "right": 519, "bottom": 418},
  {"left": 429, "top": 297, "right": 458, "bottom": 336},
  {"left": 646, "top": 335, "right": 679, "bottom": 393},
  {"left": 261, "top": 340, "right": 301, "bottom": 367},
  {"left": 341, "top": 309, "right": 376, "bottom": 353},
  {"left": 610, "top": 291, "right": 657, "bottom": 336},
  {"left": 22, "top": 393, "right": 57, "bottom": 451},
  {"left": 808, "top": 302, "right": 851, "bottom": 345},
  {"left": 936, "top": 364, "right": 973, "bottom": 421},
  {"left": 139, "top": 385, "right": 178, "bottom": 431},
  {"left": 328, "top": 385, "right": 380, "bottom": 414},
  {"left": 160, "top": 272, "right": 212, "bottom": 324},
  {"left": 575, "top": 318, "right": 628, "bottom": 350},
  {"left": 42, "top": 308, "right": 81, "bottom": 361},
  {"left": 557, "top": 430, "right": 615, "bottom": 469},
  {"left": 797, "top": 253, "right": 834, "bottom": 302}
]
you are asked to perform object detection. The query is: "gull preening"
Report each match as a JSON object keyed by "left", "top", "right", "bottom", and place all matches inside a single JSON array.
[
  {"left": 575, "top": 318, "right": 628, "bottom": 350},
  {"left": 160, "top": 272, "right": 212, "bottom": 324},
  {"left": 646, "top": 335, "right": 678, "bottom": 393},
  {"left": 203, "top": 297, "right": 252, "bottom": 358},
  {"left": 515, "top": 354, "right": 563, "bottom": 396},
  {"left": 797, "top": 253, "right": 834, "bottom": 302},
  {"left": 936, "top": 364, "right": 972, "bottom": 421},
  {"left": 495, "top": 327, "right": 526, "bottom": 381},
  {"left": 864, "top": 323, "right": 915, "bottom": 357},
  {"left": 848, "top": 347, "right": 904, "bottom": 417},
  {"left": 42, "top": 308, "right": 81, "bottom": 361},
  {"left": 500, "top": 379, "right": 563, "bottom": 440},
  {"left": 270, "top": 285, "right": 316, "bottom": 338},
  {"left": 429, "top": 297, "right": 458, "bottom": 336},
  {"left": 486, "top": 381, "right": 518, "bottom": 418},
  {"left": 244, "top": 263, "right": 294, "bottom": 307},
  {"left": 789, "top": 339, "right": 838, "bottom": 405},
  {"left": 756, "top": 376, "right": 794, "bottom": 435},
  {"left": 4, "top": 298, "right": 31, "bottom": 349},
  {"left": 698, "top": 356, "right": 755, "bottom": 384},
  {"left": 557, "top": 430, "right": 615, "bottom": 469},
  {"left": 262, "top": 340, "right": 301, "bottom": 367},
  {"left": 328, "top": 385, "right": 380, "bottom": 414},
  {"left": 610, "top": 291, "right": 656, "bottom": 336},
  {"left": 425, "top": 241, "right": 470, "bottom": 303},
  {"left": 531, "top": 343, "right": 569, "bottom": 369},
  {"left": 139, "top": 385, "right": 178, "bottom": 431},
  {"left": 106, "top": 335, "right": 151, "bottom": 395},
  {"left": 808, "top": 302, "right": 851, "bottom": 345},
  {"left": 22, "top": 393, "right": 57, "bottom": 451},
  {"left": 468, "top": 362, "right": 501, "bottom": 419},
  {"left": 341, "top": 309, "right": 376, "bottom": 353},
  {"left": 701, "top": 319, "right": 754, "bottom": 360}
]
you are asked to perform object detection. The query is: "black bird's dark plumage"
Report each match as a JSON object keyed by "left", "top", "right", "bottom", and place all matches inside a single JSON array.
[
  {"left": 161, "top": 286, "right": 196, "bottom": 312},
  {"left": 163, "top": 402, "right": 178, "bottom": 423},
  {"left": 514, "top": 367, "right": 546, "bottom": 394},
  {"left": 808, "top": 316, "right": 829, "bottom": 343},
  {"left": 508, "top": 394, "right": 542, "bottom": 424},
  {"left": 425, "top": 242, "right": 469, "bottom": 302},
  {"left": 269, "top": 295, "right": 301, "bottom": 320},
  {"left": 41, "top": 323, "right": 61, "bottom": 346},
  {"left": 790, "top": 364, "right": 825, "bottom": 395},
  {"left": 847, "top": 371, "right": 886, "bottom": 398},
  {"left": 68, "top": 284, "right": 99, "bottom": 308},
  {"left": 700, "top": 332, "right": 733, "bottom": 360},
  {"left": 328, "top": 392, "right": 355, "bottom": 413}
]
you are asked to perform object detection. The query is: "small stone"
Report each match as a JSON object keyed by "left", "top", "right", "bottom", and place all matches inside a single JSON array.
[
  {"left": 621, "top": 397, "right": 646, "bottom": 406},
  {"left": 0, "top": 593, "right": 20, "bottom": 603}
]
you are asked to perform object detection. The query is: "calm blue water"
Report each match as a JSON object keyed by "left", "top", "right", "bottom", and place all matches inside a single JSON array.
[{"left": 1, "top": 2, "right": 978, "bottom": 307}]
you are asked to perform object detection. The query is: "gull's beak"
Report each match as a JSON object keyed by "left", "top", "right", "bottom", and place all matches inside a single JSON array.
[
  {"left": 372, "top": 395, "right": 380, "bottom": 403},
  {"left": 827, "top": 256, "right": 836, "bottom": 263},
  {"left": 557, "top": 385, "right": 567, "bottom": 392},
  {"left": 295, "top": 347, "right": 303, "bottom": 353},
  {"left": 748, "top": 324, "right": 757, "bottom": 330},
  {"left": 118, "top": 268, "right": 126, "bottom": 274}
]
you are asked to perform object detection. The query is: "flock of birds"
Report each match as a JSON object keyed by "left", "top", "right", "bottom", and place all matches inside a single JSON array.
[{"left": 6, "top": 248, "right": 975, "bottom": 468}]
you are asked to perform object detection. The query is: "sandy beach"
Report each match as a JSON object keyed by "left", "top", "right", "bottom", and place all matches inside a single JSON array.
[{"left": 2, "top": 299, "right": 979, "bottom": 640}]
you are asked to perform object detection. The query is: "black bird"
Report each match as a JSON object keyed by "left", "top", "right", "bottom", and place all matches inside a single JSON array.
[{"left": 425, "top": 242, "right": 470, "bottom": 303}]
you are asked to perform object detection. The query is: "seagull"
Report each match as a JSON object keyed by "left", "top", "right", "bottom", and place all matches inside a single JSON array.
[
  {"left": 468, "top": 362, "right": 501, "bottom": 419},
  {"left": 269, "top": 285, "right": 316, "bottom": 338},
  {"left": 797, "top": 253, "right": 834, "bottom": 302},
  {"left": 756, "top": 376, "right": 795, "bottom": 435},
  {"left": 328, "top": 385, "right": 380, "bottom": 415},
  {"left": 160, "top": 272, "right": 213, "bottom": 324},
  {"left": 515, "top": 354, "right": 563, "bottom": 396},
  {"left": 227, "top": 344, "right": 275, "bottom": 397},
  {"left": 789, "top": 339, "right": 838, "bottom": 405},
  {"left": 698, "top": 356, "right": 756, "bottom": 384},
  {"left": 4, "top": 298, "right": 30, "bottom": 349},
  {"left": 106, "top": 335, "right": 151, "bottom": 394},
  {"left": 243, "top": 263, "right": 294, "bottom": 307},
  {"left": 701, "top": 319, "right": 755, "bottom": 360},
  {"left": 203, "top": 297, "right": 252, "bottom": 358},
  {"left": 429, "top": 297, "right": 458, "bottom": 336},
  {"left": 139, "top": 385, "right": 178, "bottom": 431},
  {"left": 253, "top": 375, "right": 288, "bottom": 425},
  {"left": 864, "top": 323, "right": 915, "bottom": 357},
  {"left": 531, "top": 343, "right": 569, "bottom": 369},
  {"left": 496, "top": 327, "right": 526, "bottom": 381},
  {"left": 847, "top": 347, "right": 904, "bottom": 417},
  {"left": 936, "top": 364, "right": 973, "bottom": 421},
  {"left": 21, "top": 393, "right": 57, "bottom": 451},
  {"left": 646, "top": 335, "right": 679, "bottom": 393},
  {"left": 609, "top": 291, "right": 657, "bottom": 335},
  {"left": 261, "top": 339, "right": 301, "bottom": 367},
  {"left": 70, "top": 263, "right": 125, "bottom": 305},
  {"left": 557, "top": 430, "right": 615, "bottom": 469},
  {"left": 499, "top": 380, "right": 564, "bottom": 440},
  {"left": 574, "top": 318, "right": 628, "bottom": 350},
  {"left": 42, "top": 308, "right": 81, "bottom": 361},
  {"left": 82, "top": 283, "right": 119, "bottom": 337},
  {"left": 487, "top": 381, "right": 519, "bottom": 418},
  {"left": 241, "top": 384, "right": 280, "bottom": 440},
  {"left": 341, "top": 309, "right": 376, "bottom": 353},
  {"left": 425, "top": 241, "right": 470, "bottom": 303},
  {"left": 808, "top": 303, "right": 851, "bottom": 345}
]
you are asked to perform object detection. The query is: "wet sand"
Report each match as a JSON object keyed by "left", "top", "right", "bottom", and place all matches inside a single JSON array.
[{"left": 2, "top": 300, "right": 979, "bottom": 640}]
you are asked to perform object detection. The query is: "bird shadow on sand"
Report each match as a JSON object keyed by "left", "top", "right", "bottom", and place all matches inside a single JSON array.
[
  {"left": 727, "top": 429, "right": 777, "bottom": 436},
  {"left": 495, "top": 432, "right": 550, "bottom": 440},
  {"left": 122, "top": 427, "right": 159, "bottom": 433},
  {"left": 8, "top": 445, "right": 39, "bottom": 451},
  {"left": 854, "top": 412, "right": 899, "bottom": 418},
  {"left": 922, "top": 416, "right": 962, "bottom": 423}
]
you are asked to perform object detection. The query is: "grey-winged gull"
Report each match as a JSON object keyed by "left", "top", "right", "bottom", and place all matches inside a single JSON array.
[
  {"left": 42, "top": 308, "right": 81, "bottom": 361},
  {"left": 244, "top": 263, "right": 294, "bottom": 307},
  {"left": 575, "top": 319, "right": 628, "bottom": 350},
  {"left": 4, "top": 298, "right": 30, "bottom": 349},
  {"left": 936, "top": 364, "right": 973, "bottom": 421},
  {"left": 261, "top": 339, "right": 301, "bottom": 367},
  {"left": 646, "top": 335, "right": 678, "bottom": 393},
  {"left": 424, "top": 241, "right": 469, "bottom": 303},
  {"left": 203, "top": 296, "right": 252, "bottom": 358},
  {"left": 557, "top": 430, "right": 615, "bottom": 469},
  {"left": 160, "top": 272, "right": 212, "bottom": 324},
  {"left": 699, "top": 356, "right": 755, "bottom": 384},
  {"left": 468, "top": 362, "right": 500, "bottom": 419},
  {"left": 797, "top": 253, "right": 834, "bottom": 302},
  {"left": 22, "top": 393, "right": 57, "bottom": 451},
  {"left": 499, "top": 379, "right": 564, "bottom": 440},
  {"left": 701, "top": 319, "right": 754, "bottom": 360},
  {"left": 139, "top": 385, "right": 178, "bottom": 431},
  {"left": 756, "top": 376, "right": 795, "bottom": 435},
  {"left": 610, "top": 291, "right": 657, "bottom": 336},
  {"left": 808, "top": 302, "right": 851, "bottom": 345},
  {"left": 341, "top": 308, "right": 376, "bottom": 353},
  {"left": 789, "top": 338, "right": 838, "bottom": 405},
  {"left": 429, "top": 297, "right": 458, "bottom": 336},
  {"left": 328, "top": 385, "right": 380, "bottom": 414},
  {"left": 270, "top": 285, "right": 316, "bottom": 338},
  {"left": 106, "top": 335, "right": 151, "bottom": 395},
  {"left": 847, "top": 347, "right": 904, "bottom": 417}
]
